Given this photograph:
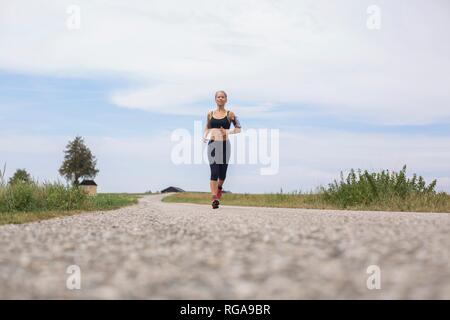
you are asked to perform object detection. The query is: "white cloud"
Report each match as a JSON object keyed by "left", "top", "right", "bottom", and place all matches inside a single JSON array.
[{"left": 1, "top": 0, "right": 449, "bottom": 124}]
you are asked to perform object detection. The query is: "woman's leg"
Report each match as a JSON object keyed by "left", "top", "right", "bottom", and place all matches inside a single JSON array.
[
  {"left": 218, "top": 140, "right": 231, "bottom": 189},
  {"left": 210, "top": 180, "right": 218, "bottom": 197},
  {"left": 218, "top": 164, "right": 228, "bottom": 182},
  {"left": 210, "top": 163, "right": 220, "bottom": 209},
  {"left": 208, "top": 140, "right": 220, "bottom": 198},
  {"left": 217, "top": 166, "right": 227, "bottom": 199},
  {"left": 210, "top": 163, "right": 219, "bottom": 197}
]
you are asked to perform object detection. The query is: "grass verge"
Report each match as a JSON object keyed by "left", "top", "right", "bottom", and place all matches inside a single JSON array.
[
  {"left": 0, "top": 193, "right": 141, "bottom": 226},
  {"left": 163, "top": 166, "right": 450, "bottom": 213},
  {"left": 162, "top": 191, "right": 450, "bottom": 213}
]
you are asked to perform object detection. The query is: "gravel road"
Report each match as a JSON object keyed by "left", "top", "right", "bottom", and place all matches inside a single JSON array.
[{"left": 0, "top": 193, "right": 449, "bottom": 299}]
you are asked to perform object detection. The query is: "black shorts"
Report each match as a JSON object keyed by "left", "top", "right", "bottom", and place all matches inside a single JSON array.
[
  {"left": 207, "top": 139, "right": 231, "bottom": 165},
  {"left": 208, "top": 139, "right": 231, "bottom": 181}
]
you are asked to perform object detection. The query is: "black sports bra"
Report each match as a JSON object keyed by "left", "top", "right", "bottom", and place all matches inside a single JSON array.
[
  {"left": 209, "top": 110, "right": 231, "bottom": 129},
  {"left": 207, "top": 109, "right": 241, "bottom": 130}
]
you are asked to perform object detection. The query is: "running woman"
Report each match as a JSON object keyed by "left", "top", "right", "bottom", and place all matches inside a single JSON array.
[{"left": 202, "top": 91, "right": 242, "bottom": 209}]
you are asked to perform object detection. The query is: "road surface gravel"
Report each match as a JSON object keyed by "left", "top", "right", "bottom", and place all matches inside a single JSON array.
[{"left": 0, "top": 193, "right": 449, "bottom": 299}]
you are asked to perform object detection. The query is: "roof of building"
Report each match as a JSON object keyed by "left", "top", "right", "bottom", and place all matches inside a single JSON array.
[
  {"left": 80, "top": 180, "right": 97, "bottom": 186},
  {"left": 161, "top": 186, "right": 185, "bottom": 193}
]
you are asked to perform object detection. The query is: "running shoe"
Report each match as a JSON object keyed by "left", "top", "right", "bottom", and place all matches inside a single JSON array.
[{"left": 211, "top": 195, "right": 220, "bottom": 209}]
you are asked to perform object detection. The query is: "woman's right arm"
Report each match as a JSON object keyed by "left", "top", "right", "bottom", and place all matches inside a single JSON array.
[
  {"left": 203, "top": 111, "right": 217, "bottom": 142},
  {"left": 203, "top": 125, "right": 210, "bottom": 142}
]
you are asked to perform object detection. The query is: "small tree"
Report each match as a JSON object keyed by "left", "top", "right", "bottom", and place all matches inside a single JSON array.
[
  {"left": 0, "top": 163, "right": 6, "bottom": 187},
  {"left": 59, "top": 136, "right": 99, "bottom": 186},
  {"left": 9, "top": 168, "right": 32, "bottom": 185}
]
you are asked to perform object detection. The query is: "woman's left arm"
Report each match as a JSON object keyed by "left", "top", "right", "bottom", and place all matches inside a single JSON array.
[{"left": 228, "top": 111, "right": 242, "bottom": 135}]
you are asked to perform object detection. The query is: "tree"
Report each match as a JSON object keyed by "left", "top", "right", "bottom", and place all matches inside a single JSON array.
[
  {"left": 59, "top": 136, "right": 99, "bottom": 186},
  {"left": 9, "top": 168, "right": 32, "bottom": 185},
  {"left": 0, "top": 163, "right": 6, "bottom": 186}
]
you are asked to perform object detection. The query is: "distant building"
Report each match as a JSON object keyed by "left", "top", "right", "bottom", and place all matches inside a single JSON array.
[
  {"left": 161, "top": 186, "right": 185, "bottom": 193},
  {"left": 80, "top": 179, "right": 97, "bottom": 196}
]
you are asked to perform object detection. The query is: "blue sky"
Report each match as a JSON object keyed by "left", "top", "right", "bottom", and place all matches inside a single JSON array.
[
  {"left": 1, "top": 0, "right": 449, "bottom": 193},
  {"left": 3, "top": 71, "right": 450, "bottom": 137}
]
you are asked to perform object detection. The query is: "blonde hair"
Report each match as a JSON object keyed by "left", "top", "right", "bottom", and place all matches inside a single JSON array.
[{"left": 215, "top": 90, "right": 227, "bottom": 98}]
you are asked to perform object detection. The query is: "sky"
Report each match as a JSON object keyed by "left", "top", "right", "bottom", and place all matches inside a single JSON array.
[{"left": 0, "top": 0, "right": 449, "bottom": 193}]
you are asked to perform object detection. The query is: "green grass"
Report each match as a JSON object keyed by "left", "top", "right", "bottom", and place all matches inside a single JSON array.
[
  {"left": 0, "top": 193, "right": 140, "bottom": 226},
  {"left": 162, "top": 166, "right": 450, "bottom": 213},
  {"left": 0, "top": 162, "right": 144, "bottom": 225},
  {"left": 0, "top": 175, "right": 141, "bottom": 225},
  {"left": 162, "top": 191, "right": 450, "bottom": 213},
  {"left": 83, "top": 193, "right": 140, "bottom": 210},
  {"left": 162, "top": 191, "right": 333, "bottom": 208}
]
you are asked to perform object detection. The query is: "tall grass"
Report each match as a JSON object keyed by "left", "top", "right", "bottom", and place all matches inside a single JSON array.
[
  {"left": 0, "top": 163, "right": 138, "bottom": 214},
  {"left": 0, "top": 180, "right": 89, "bottom": 213},
  {"left": 163, "top": 165, "right": 450, "bottom": 212},
  {"left": 319, "top": 165, "right": 446, "bottom": 210},
  {"left": 0, "top": 163, "right": 6, "bottom": 187}
]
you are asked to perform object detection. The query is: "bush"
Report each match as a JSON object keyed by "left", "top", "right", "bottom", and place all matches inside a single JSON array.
[
  {"left": 4, "top": 182, "right": 38, "bottom": 212},
  {"left": 8, "top": 169, "right": 32, "bottom": 185},
  {"left": 320, "top": 165, "right": 440, "bottom": 208},
  {"left": 0, "top": 179, "right": 88, "bottom": 213},
  {"left": 43, "top": 182, "right": 88, "bottom": 210}
]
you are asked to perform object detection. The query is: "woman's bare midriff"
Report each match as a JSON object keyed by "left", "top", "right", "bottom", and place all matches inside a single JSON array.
[{"left": 209, "top": 128, "right": 229, "bottom": 141}]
